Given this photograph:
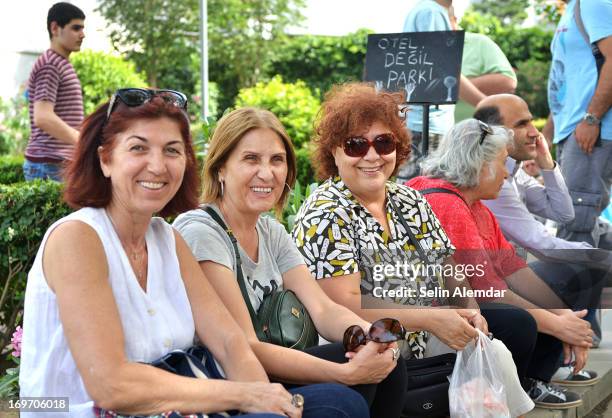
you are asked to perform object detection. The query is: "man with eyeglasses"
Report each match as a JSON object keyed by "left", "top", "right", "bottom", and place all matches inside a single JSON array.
[
  {"left": 474, "top": 94, "right": 608, "bottom": 396},
  {"left": 23, "top": 2, "right": 85, "bottom": 182}
]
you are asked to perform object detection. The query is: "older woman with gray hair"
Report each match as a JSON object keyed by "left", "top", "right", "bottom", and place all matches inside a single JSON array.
[{"left": 408, "top": 119, "right": 590, "bottom": 409}]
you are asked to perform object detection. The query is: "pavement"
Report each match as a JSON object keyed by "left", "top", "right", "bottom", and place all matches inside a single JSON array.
[{"left": 527, "top": 309, "right": 612, "bottom": 418}]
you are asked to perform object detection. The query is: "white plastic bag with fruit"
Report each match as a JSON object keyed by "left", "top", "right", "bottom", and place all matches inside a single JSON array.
[{"left": 448, "top": 330, "right": 511, "bottom": 418}]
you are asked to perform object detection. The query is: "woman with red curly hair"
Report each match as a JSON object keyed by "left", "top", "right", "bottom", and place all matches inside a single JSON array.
[{"left": 291, "top": 82, "right": 489, "bottom": 375}]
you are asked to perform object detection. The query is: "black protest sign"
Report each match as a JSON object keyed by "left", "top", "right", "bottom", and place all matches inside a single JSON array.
[{"left": 364, "top": 31, "right": 465, "bottom": 105}]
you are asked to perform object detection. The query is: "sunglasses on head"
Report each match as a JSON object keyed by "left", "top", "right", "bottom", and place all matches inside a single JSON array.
[
  {"left": 342, "top": 133, "right": 397, "bottom": 158},
  {"left": 343, "top": 318, "right": 406, "bottom": 352},
  {"left": 106, "top": 88, "right": 188, "bottom": 121},
  {"left": 477, "top": 120, "right": 494, "bottom": 145}
]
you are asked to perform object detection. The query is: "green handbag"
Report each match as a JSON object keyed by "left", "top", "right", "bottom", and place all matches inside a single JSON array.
[{"left": 204, "top": 207, "right": 319, "bottom": 350}]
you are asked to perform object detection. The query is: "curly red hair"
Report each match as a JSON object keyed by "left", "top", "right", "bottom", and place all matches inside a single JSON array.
[{"left": 312, "top": 82, "right": 411, "bottom": 180}]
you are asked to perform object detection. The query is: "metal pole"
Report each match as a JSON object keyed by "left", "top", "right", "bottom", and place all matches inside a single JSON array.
[
  {"left": 422, "top": 104, "right": 430, "bottom": 157},
  {"left": 200, "top": 0, "right": 209, "bottom": 120}
]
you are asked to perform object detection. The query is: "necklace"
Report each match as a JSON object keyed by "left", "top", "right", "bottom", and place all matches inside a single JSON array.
[{"left": 107, "top": 210, "right": 148, "bottom": 287}]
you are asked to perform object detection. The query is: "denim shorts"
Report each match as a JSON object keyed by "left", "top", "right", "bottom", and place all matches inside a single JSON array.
[{"left": 23, "top": 159, "right": 64, "bottom": 182}]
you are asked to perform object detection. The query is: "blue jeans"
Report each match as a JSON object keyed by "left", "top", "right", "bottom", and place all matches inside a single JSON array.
[
  {"left": 290, "top": 383, "right": 369, "bottom": 418},
  {"left": 23, "top": 159, "right": 64, "bottom": 182}
]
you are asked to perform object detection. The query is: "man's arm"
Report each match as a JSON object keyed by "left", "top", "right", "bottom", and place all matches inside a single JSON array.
[
  {"left": 543, "top": 114, "right": 554, "bottom": 145},
  {"left": 575, "top": 36, "right": 612, "bottom": 153},
  {"left": 483, "top": 178, "right": 593, "bottom": 261},
  {"left": 518, "top": 133, "right": 575, "bottom": 222},
  {"left": 33, "top": 101, "right": 79, "bottom": 145},
  {"left": 468, "top": 73, "right": 517, "bottom": 95},
  {"left": 458, "top": 74, "right": 486, "bottom": 107}
]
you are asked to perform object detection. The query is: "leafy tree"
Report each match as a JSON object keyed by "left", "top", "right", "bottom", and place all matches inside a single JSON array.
[
  {"left": 97, "top": 0, "right": 200, "bottom": 93},
  {"left": 98, "top": 0, "right": 306, "bottom": 115},
  {"left": 471, "top": 0, "right": 530, "bottom": 25},
  {"left": 533, "top": 0, "right": 565, "bottom": 25},
  {"left": 207, "top": 0, "right": 306, "bottom": 112}
]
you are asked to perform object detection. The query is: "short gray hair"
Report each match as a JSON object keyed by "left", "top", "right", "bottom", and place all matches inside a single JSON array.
[{"left": 420, "top": 119, "right": 512, "bottom": 188}]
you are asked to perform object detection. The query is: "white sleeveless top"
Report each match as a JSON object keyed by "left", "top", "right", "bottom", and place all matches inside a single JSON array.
[{"left": 19, "top": 207, "right": 196, "bottom": 418}]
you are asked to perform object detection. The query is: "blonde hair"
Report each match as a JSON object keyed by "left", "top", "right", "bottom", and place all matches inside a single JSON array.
[{"left": 201, "top": 107, "right": 297, "bottom": 218}]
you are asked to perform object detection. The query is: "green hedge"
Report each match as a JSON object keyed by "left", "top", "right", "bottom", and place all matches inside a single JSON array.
[
  {"left": 460, "top": 11, "right": 553, "bottom": 66},
  {"left": 515, "top": 59, "right": 552, "bottom": 119},
  {"left": 0, "top": 95, "right": 29, "bottom": 156},
  {"left": 234, "top": 76, "right": 320, "bottom": 149},
  {"left": 295, "top": 147, "right": 316, "bottom": 187},
  {"left": 267, "top": 29, "right": 371, "bottom": 99},
  {"left": 0, "top": 181, "right": 72, "bottom": 351},
  {"left": 0, "top": 156, "right": 24, "bottom": 185},
  {"left": 72, "top": 50, "right": 148, "bottom": 115}
]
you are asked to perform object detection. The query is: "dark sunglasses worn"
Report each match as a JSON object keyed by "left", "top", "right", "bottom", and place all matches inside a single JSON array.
[
  {"left": 477, "top": 120, "right": 494, "bottom": 145},
  {"left": 343, "top": 318, "right": 406, "bottom": 352},
  {"left": 106, "top": 88, "right": 188, "bottom": 120},
  {"left": 343, "top": 133, "right": 397, "bottom": 158}
]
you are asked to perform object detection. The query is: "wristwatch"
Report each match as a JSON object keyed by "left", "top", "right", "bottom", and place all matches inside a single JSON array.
[{"left": 583, "top": 112, "right": 601, "bottom": 126}]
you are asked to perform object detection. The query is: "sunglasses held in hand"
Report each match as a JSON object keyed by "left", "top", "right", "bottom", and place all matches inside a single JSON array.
[
  {"left": 342, "top": 133, "right": 397, "bottom": 158},
  {"left": 343, "top": 318, "right": 406, "bottom": 352},
  {"left": 106, "top": 88, "right": 188, "bottom": 120}
]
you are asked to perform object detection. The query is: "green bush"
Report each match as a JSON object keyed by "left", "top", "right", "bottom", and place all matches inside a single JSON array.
[
  {"left": 267, "top": 29, "right": 371, "bottom": 98},
  {"left": 0, "top": 95, "right": 29, "bottom": 156},
  {"left": 515, "top": 59, "right": 552, "bottom": 119},
  {"left": 460, "top": 11, "right": 553, "bottom": 66},
  {"left": 0, "top": 181, "right": 72, "bottom": 353},
  {"left": 282, "top": 180, "right": 318, "bottom": 232},
  {"left": 295, "top": 147, "right": 316, "bottom": 187},
  {"left": 72, "top": 50, "right": 147, "bottom": 115},
  {"left": 234, "top": 76, "right": 320, "bottom": 149},
  {"left": 0, "top": 155, "right": 25, "bottom": 185}
]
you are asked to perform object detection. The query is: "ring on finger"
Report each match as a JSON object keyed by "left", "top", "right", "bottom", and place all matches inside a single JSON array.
[
  {"left": 391, "top": 347, "right": 400, "bottom": 361},
  {"left": 291, "top": 394, "right": 304, "bottom": 408}
]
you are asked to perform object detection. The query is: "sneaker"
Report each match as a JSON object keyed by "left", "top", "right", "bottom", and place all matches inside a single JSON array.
[
  {"left": 592, "top": 334, "right": 601, "bottom": 349},
  {"left": 527, "top": 378, "right": 582, "bottom": 409},
  {"left": 551, "top": 365, "right": 600, "bottom": 386}
]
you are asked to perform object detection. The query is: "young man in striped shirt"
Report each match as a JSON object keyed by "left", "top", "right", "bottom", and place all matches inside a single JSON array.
[{"left": 24, "top": 2, "right": 85, "bottom": 181}]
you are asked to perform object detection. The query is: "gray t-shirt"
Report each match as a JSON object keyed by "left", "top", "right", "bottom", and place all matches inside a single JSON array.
[{"left": 173, "top": 204, "right": 305, "bottom": 311}]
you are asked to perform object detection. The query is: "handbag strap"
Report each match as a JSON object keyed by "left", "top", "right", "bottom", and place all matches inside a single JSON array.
[
  {"left": 387, "top": 195, "right": 428, "bottom": 262},
  {"left": 419, "top": 187, "right": 469, "bottom": 207},
  {"left": 202, "top": 206, "right": 262, "bottom": 332},
  {"left": 574, "top": 0, "right": 604, "bottom": 76}
]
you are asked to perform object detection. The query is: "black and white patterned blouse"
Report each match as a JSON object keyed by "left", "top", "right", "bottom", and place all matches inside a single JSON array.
[{"left": 292, "top": 176, "right": 455, "bottom": 358}]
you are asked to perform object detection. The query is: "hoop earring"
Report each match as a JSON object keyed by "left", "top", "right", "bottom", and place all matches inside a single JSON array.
[
  {"left": 285, "top": 182, "right": 293, "bottom": 193},
  {"left": 219, "top": 180, "right": 225, "bottom": 197}
]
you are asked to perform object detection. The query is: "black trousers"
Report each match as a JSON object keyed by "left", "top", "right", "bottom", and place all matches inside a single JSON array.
[
  {"left": 480, "top": 303, "right": 563, "bottom": 388},
  {"left": 529, "top": 260, "right": 608, "bottom": 311},
  {"left": 294, "top": 342, "right": 408, "bottom": 418}
]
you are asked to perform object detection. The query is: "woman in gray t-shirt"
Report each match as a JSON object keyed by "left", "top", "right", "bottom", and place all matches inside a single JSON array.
[{"left": 174, "top": 107, "right": 407, "bottom": 418}]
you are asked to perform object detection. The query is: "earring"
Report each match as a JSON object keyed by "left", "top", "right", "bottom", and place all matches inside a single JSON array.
[
  {"left": 219, "top": 179, "right": 224, "bottom": 197},
  {"left": 285, "top": 182, "right": 293, "bottom": 193}
]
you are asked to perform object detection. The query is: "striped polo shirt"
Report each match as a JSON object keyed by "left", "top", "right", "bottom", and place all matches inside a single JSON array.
[{"left": 26, "top": 49, "right": 83, "bottom": 162}]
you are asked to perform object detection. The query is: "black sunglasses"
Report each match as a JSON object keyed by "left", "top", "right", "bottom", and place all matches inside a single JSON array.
[
  {"left": 106, "top": 88, "right": 188, "bottom": 120},
  {"left": 477, "top": 120, "right": 494, "bottom": 145},
  {"left": 343, "top": 133, "right": 397, "bottom": 158},
  {"left": 343, "top": 318, "right": 406, "bottom": 352}
]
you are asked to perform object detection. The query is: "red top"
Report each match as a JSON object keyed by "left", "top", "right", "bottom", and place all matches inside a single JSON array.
[{"left": 407, "top": 177, "right": 527, "bottom": 294}]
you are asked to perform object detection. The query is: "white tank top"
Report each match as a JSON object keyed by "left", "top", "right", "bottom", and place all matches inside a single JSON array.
[{"left": 19, "top": 207, "right": 196, "bottom": 417}]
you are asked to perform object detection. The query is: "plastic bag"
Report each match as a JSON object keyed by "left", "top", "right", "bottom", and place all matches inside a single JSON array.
[{"left": 448, "top": 330, "right": 511, "bottom": 418}]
